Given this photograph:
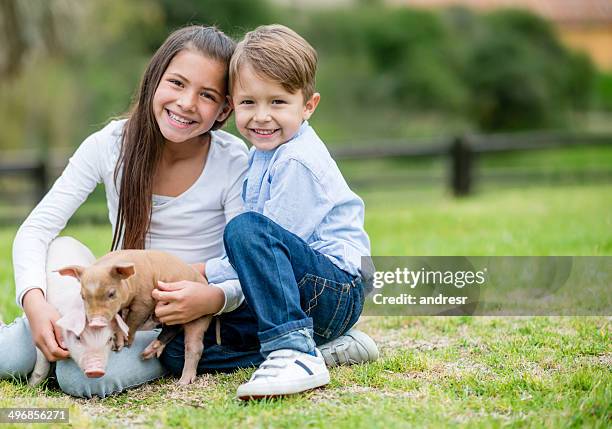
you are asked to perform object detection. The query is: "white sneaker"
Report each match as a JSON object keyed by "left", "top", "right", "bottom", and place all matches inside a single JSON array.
[
  {"left": 319, "top": 329, "right": 379, "bottom": 367},
  {"left": 237, "top": 348, "right": 330, "bottom": 400}
]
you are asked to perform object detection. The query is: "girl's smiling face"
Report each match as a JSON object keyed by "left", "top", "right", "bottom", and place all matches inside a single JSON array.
[{"left": 153, "top": 49, "right": 231, "bottom": 145}]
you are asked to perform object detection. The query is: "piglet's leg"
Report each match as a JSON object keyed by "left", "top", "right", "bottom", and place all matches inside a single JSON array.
[
  {"left": 111, "top": 320, "right": 127, "bottom": 352},
  {"left": 142, "top": 325, "right": 182, "bottom": 360},
  {"left": 124, "top": 309, "right": 153, "bottom": 347},
  {"left": 28, "top": 348, "right": 51, "bottom": 387},
  {"left": 110, "top": 308, "right": 131, "bottom": 351},
  {"left": 178, "top": 316, "right": 212, "bottom": 385}
]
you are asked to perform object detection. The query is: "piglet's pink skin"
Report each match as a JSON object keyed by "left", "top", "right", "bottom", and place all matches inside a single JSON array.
[
  {"left": 56, "top": 306, "right": 128, "bottom": 378},
  {"left": 29, "top": 237, "right": 126, "bottom": 386},
  {"left": 58, "top": 249, "right": 212, "bottom": 385}
]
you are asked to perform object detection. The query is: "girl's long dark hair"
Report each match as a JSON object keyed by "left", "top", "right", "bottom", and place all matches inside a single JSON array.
[{"left": 111, "top": 26, "right": 235, "bottom": 251}]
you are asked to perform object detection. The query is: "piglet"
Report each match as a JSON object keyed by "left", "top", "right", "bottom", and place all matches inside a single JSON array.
[
  {"left": 58, "top": 250, "right": 213, "bottom": 385},
  {"left": 28, "top": 237, "right": 128, "bottom": 386}
]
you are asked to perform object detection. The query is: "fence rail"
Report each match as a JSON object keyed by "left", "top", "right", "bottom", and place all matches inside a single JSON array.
[
  {"left": 0, "top": 132, "right": 611, "bottom": 205},
  {"left": 331, "top": 132, "right": 612, "bottom": 196},
  {"left": 0, "top": 160, "right": 47, "bottom": 201}
]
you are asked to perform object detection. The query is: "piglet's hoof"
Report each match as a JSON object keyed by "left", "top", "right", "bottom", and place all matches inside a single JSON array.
[
  {"left": 112, "top": 336, "right": 125, "bottom": 352},
  {"left": 178, "top": 372, "right": 197, "bottom": 385},
  {"left": 142, "top": 339, "right": 166, "bottom": 360},
  {"left": 112, "top": 329, "right": 128, "bottom": 351}
]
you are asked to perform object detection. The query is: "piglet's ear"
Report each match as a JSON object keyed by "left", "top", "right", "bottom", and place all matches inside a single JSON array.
[
  {"left": 56, "top": 309, "right": 86, "bottom": 337},
  {"left": 111, "top": 263, "right": 135, "bottom": 280},
  {"left": 56, "top": 265, "right": 85, "bottom": 281},
  {"left": 114, "top": 314, "right": 129, "bottom": 337},
  {"left": 56, "top": 297, "right": 86, "bottom": 336}
]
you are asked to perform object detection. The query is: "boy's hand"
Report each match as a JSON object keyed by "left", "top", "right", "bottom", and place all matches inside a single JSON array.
[
  {"left": 23, "top": 289, "right": 70, "bottom": 361},
  {"left": 152, "top": 280, "right": 223, "bottom": 324}
]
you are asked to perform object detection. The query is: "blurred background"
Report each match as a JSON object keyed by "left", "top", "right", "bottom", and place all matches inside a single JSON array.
[{"left": 0, "top": 0, "right": 611, "bottom": 224}]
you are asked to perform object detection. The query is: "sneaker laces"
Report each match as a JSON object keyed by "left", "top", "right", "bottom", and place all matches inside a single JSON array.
[{"left": 250, "top": 349, "right": 296, "bottom": 380}]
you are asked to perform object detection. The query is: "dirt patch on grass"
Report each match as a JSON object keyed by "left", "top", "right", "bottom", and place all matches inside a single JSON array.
[
  {"left": 72, "top": 375, "right": 226, "bottom": 427},
  {"left": 382, "top": 335, "right": 453, "bottom": 353},
  {"left": 357, "top": 321, "right": 455, "bottom": 353},
  {"left": 576, "top": 353, "right": 612, "bottom": 368},
  {"left": 308, "top": 384, "right": 426, "bottom": 404},
  {"left": 436, "top": 358, "right": 493, "bottom": 377}
]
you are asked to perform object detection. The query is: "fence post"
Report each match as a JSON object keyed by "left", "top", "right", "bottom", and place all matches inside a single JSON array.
[
  {"left": 34, "top": 161, "right": 47, "bottom": 202},
  {"left": 450, "top": 136, "right": 473, "bottom": 196}
]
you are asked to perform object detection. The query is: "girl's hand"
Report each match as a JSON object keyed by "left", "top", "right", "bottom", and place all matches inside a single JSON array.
[
  {"left": 152, "top": 280, "right": 224, "bottom": 325},
  {"left": 23, "top": 289, "right": 70, "bottom": 361}
]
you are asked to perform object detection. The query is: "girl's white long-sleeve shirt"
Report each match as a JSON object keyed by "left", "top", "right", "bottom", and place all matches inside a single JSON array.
[{"left": 13, "top": 119, "right": 248, "bottom": 313}]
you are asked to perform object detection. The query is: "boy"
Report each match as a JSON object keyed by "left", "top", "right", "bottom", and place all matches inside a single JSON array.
[{"left": 205, "top": 24, "right": 378, "bottom": 399}]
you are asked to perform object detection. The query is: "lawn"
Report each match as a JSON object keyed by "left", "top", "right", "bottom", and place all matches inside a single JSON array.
[{"left": 1, "top": 184, "right": 611, "bottom": 428}]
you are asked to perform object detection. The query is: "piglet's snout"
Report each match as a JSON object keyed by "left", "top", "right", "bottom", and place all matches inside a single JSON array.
[
  {"left": 84, "top": 358, "right": 106, "bottom": 378},
  {"left": 88, "top": 316, "right": 109, "bottom": 328},
  {"left": 85, "top": 368, "right": 105, "bottom": 378}
]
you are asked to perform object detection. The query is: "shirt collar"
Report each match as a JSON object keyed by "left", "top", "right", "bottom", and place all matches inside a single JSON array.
[{"left": 289, "top": 120, "right": 309, "bottom": 142}]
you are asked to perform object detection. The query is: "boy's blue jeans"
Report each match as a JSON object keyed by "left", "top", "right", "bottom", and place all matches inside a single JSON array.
[{"left": 160, "top": 212, "right": 365, "bottom": 375}]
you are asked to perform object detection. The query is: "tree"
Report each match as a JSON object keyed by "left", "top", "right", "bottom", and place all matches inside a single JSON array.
[{"left": 0, "top": 0, "right": 80, "bottom": 79}]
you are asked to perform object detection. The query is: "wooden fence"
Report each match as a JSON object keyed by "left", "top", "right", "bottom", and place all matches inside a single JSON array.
[
  {"left": 0, "top": 160, "right": 47, "bottom": 201},
  {"left": 0, "top": 132, "right": 611, "bottom": 205},
  {"left": 331, "top": 132, "right": 612, "bottom": 196}
]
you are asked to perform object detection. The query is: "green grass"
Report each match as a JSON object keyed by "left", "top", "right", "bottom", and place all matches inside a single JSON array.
[
  {"left": 1, "top": 184, "right": 611, "bottom": 428},
  {"left": 360, "top": 183, "right": 612, "bottom": 256}
]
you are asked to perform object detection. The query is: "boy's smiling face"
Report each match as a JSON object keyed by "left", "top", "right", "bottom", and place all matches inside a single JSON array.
[{"left": 232, "top": 63, "right": 320, "bottom": 151}]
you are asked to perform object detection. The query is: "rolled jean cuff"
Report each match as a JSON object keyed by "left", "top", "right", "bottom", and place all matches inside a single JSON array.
[{"left": 258, "top": 319, "right": 316, "bottom": 357}]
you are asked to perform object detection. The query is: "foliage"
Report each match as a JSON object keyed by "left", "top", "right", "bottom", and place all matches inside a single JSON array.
[
  {"left": 352, "top": 8, "right": 468, "bottom": 111},
  {"left": 307, "top": 6, "right": 596, "bottom": 132},
  {"left": 461, "top": 9, "right": 596, "bottom": 130},
  {"left": 0, "top": 0, "right": 164, "bottom": 151},
  {"left": 593, "top": 72, "right": 612, "bottom": 111},
  {"left": 157, "top": 0, "right": 278, "bottom": 39},
  {"left": 0, "top": 0, "right": 78, "bottom": 78},
  {"left": 305, "top": 7, "right": 469, "bottom": 114},
  {"left": 0, "top": 1, "right": 603, "bottom": 154}
]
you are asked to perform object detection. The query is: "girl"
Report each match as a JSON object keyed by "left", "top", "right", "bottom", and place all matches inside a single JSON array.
[{"left": 0, "top": 25, "right": 252, "bottom": 398}]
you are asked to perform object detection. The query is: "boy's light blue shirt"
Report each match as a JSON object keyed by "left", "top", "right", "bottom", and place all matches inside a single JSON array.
[{"left": 206, "top": 121, "right": 371, "bottom": 283}]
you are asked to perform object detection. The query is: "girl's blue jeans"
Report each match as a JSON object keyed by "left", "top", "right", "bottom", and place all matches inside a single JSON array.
[{"left": 160, "top": 211, "right": 365, "bottom": 376}]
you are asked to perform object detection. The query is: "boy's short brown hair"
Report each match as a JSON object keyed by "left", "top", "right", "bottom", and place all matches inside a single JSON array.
[{"left": 229, "top": 24, "right": 318, "bottom": 101}]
